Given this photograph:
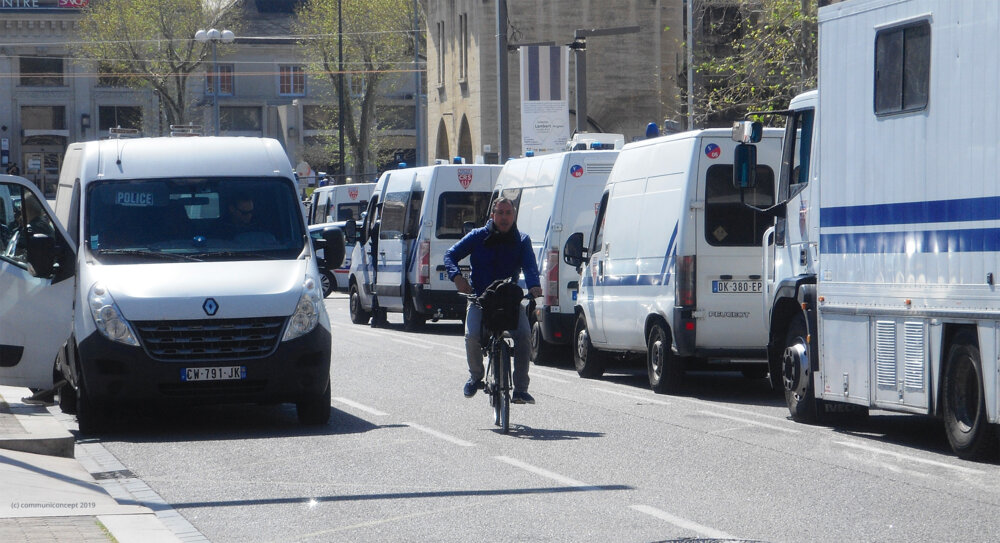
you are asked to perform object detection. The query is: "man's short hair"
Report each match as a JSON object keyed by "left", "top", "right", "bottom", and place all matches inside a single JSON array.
[{"left": 491, "top": 197, "right": 515, "bottom": 214}]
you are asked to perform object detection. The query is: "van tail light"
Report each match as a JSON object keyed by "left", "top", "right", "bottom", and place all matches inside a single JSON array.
[
  {"left": 542, "top": 249, "right": 559, "bottom": 306},
  {"left": 676, "top": 255, "right": 696, "bottom": 307},
  {"left": 417, "top": 240, "right": 430, "bottom": 285}
]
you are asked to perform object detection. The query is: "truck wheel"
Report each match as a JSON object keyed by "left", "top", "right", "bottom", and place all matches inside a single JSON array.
[
  {"left": 943, "top": 331, "right": 997, "bottom": 460},
  {"left": 783, "top": 312, "right": 819, "bottom": 423},
  {"left": 647, "top": 322, "right": 683, "bottom": 394},
  {"left": 319, "top": 271, "right": 335, "bottom": 298},
  {"left": 530, "top": 320, "right": 559, "bottom": 364},
  {"left": 349, "top": 283, "right": 371, "bottom": 325},
  {"left": 402, "top": 295, "right": 426, "bottom": 331},
  {"left": 573, "top": 313, "right": 606, "bottom": 378},
  {"left": 297, "top": 380, "right": 332, "bottom": 425}
]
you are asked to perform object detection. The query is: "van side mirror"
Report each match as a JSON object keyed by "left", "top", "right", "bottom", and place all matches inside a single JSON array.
[
  {"left": 733, "top": 144, "right": 758, "bottom": 189},
  {"left": 342, "top": 220, "right": 358, "bottom": 244},
  {"left": 563, "top": 232, "right": 588, "bottom": 269},
  {"left": 463, "top": 221, "right": 476, "bottom": 235},
  {"left": 322, "top": 228, "right": 346, "bottom": 269},
  {"left": 731, "top": 120, "right": 762, "bottom": 143},
  {"left": 26, "top": 232, "right": 57, "bottom": 278}
]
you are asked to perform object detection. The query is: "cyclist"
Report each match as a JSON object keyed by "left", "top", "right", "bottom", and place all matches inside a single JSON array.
[{"left": 444, "top": 197, "right": 542, "bottom": 404}]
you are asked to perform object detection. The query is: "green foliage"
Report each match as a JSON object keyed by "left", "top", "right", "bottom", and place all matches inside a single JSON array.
[
  {"left": 76, "top": 0, "right": 242, "bottom": 131},
  {"left": 694, "top": 0, "right": 817, "bottom": 125},
  {"left": 296, "top": 0, "right": 417, "bottom": 178}
]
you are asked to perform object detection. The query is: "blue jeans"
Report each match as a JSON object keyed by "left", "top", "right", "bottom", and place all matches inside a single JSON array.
[{"left": 465, "top": 302, "right": 531, "bottom": 391}]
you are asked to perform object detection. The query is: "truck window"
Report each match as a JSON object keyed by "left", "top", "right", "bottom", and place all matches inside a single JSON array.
[
  {"left": 337, "top": 201, "right": 366, "bottom": 222},
  {"left": 436, "top": 191, "right": 490, "bottom": 239},
  {"left": 704, "top": 165, "right": 775, "bottom": 247},
  {"left": 874, "top": 21, "right": 930, "bottom": 115},
  {"left": 404, "top": 191, "right": 424, "bottom": 238},
  {"left": 379, "top": 191, "right": 408, "bottom": 240}
]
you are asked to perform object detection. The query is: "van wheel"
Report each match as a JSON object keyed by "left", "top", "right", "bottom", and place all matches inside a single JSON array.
[
  {"left": 573, "top": 313, "right": 605, "bottom": 378},
  {"left": 349, "top": 283, "right": 371, "bottom": 324},
  {"left": 530, "top": 320, "right": 559, "bottom": 364},
  {"left": 319, "top": 271, "right": 335, "bottom": 298},
  {"left": 76, "top": 376, "right": 106, "bottom": 435},
  {"left": 297, "top": 380, "right": 332, "bottom": 425},
  {"left": 647, "top": 322, "right": 683, "bottom": 394},
  {"left": 783, "top": 312, "right": 819, "bottom": 423},
  {"left": 943, "top": 331, "right": 997, "bottom": 460},
  {"left": 403, "top": 296, "right": 426, "bottom": 331},
  {"left": 58, "top": 380, "right": 77, "bottom": 415}
]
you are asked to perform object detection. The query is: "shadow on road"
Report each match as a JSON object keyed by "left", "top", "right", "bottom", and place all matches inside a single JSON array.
[{"left": 493, "top": 425, "right": 604, "bottom": 441}]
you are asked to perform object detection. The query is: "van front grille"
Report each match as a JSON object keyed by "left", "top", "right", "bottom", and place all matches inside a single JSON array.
[{"left": 133, "top": 317, "right": 286, "bottom": 362}]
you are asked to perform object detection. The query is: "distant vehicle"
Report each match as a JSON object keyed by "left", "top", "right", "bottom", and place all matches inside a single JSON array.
[
  {"left": 565, "top": 128, "right": 783, "bottom": 393},
  {"left": 0, "top": 137, "right": 346, "bottom": 433},
  {"left": 310, "top": 220, "right": 359, "bottom": 297},
  {"left": 308, "top": 183, "right": 375, "bottom": 225},
  {"left": 491, "top": 144, "right": 619, "bottom": 362},
  {"left": 348, "top": 163, "right": 502, "bottom": 329}
]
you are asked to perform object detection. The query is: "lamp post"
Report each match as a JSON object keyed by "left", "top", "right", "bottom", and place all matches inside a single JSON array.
[{"left": 195, "top": 28, "right": 235, "bottom": 136}]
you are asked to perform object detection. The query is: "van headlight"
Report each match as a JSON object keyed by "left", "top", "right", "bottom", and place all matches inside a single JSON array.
[
  {"left": 89, "top": 283, "right": 139, "bottom": 346},
  {"left": 283, "top": 276, "right": 325, "bottom": 341}
]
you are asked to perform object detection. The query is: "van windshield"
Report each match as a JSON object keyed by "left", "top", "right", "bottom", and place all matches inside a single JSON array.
[{"left": 86, "top": 177, "right": 305, "bottom": 263}]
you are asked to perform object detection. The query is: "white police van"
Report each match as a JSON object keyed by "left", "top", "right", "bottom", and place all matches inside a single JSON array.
[
  {"left": 308, "top": 183, "right": 374, "bottom": 225},
  {"left": 0, "top": 137, "right": 344, "bottom": 432},
  {"left": 492, "top": 141, "right": 620, "bottom": 362},
  {"left": 564, "top": 128, "right": 782, "bottom": 392},
  {"left": 348, "top": 163, "right": 501, "bottom": 329}
]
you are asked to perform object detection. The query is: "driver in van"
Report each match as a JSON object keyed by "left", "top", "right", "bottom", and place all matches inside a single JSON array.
[
  {"left": 222, "top": 194, "right": 260, "bottom": 237},
  {"left": 443, "top": 197, "right": 542, "bottom": 405}
]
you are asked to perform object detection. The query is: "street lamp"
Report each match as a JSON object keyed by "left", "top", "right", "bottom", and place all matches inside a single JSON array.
[{"left": 195, "top": 28, "right": 235, "bottom": 136}]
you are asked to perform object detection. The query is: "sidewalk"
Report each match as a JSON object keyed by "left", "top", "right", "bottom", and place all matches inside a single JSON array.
[{"left": 0, "top": 386, "right": 184, "bottom": 542}]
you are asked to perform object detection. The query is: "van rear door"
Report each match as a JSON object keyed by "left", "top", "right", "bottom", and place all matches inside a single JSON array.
[
  {"left": 694, "top": 138, "right": 776, "bottom": 353},
  {"left": 428, "top": 168, "right": 491, "bottom": 292},
  {"left": 0, "top": 177, "right": 75, "bottom": 389}
]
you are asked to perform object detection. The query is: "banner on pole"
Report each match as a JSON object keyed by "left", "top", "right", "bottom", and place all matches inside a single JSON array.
[{"left": 520, "top": 46, "right": 570, "bottom": 156}]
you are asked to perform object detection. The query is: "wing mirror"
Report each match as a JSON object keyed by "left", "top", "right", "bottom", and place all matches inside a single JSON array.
[
  {"left": 322, "top": 227, "right": 346, "bottom": 269},
  {"left": 563, "top": 232, "right": 588, "bottom": 271},
  {"left": 26, "top": 232, "right": 57, "bottom": 278}
]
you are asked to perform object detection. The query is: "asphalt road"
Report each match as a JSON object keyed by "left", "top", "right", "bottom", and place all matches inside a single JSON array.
[{"left": 88, "top": 292, "right": 1000, "bottom": 542}]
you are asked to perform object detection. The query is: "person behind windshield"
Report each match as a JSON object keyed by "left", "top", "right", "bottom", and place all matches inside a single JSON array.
[
  {"left": 443, "top": 197, "right": 542, "bottom": 405},
  {"left": 222, "top": 194, "right": 259, "bottom": 238}
]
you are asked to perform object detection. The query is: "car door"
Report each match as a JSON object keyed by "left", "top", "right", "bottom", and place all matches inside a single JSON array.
[
  {"left": 0, "top": 176, "right": 75, "bottom": 389},
  {"left": 374, "top": 171, "right": 416, "bottom": 309}
]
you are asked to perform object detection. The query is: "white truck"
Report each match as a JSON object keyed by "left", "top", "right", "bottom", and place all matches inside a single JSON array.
[
  {"left": 564, "top": 128, "right": 783, "bottom": 392},
  {"left": 734, "top": 0, "right": 1000, "bottom": 459}
]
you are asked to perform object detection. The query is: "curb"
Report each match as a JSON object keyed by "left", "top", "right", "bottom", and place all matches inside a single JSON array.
[{"left": 0, "top": 386, "right": 75, "bottom": 458}]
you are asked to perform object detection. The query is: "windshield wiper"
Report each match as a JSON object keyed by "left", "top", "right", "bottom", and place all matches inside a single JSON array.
[
  {"left": 189, "top": 250, "right": 277, "bottom": 260},
  {"left": 96, "top": 249, "right": 204, "bottom": 262}
]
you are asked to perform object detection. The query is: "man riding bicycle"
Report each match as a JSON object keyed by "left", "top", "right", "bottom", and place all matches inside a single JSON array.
[{"left": 443, "top": 197, "right": 542, "bottom": 404}]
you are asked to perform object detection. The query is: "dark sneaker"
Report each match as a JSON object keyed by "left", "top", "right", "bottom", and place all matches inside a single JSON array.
[
  {"left": 512, "top": 390, "right": 535, "bottom": 404},
  {"left": 463, "top": 379, "right": 484, "bottom": 398}
]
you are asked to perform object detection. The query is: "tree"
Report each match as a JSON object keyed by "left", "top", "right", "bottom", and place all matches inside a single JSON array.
[
  {"left": 296, "top": 0, "right": 417, "bottom": 179},
  {"left": 76, "top": 0, "right": 243, "bottom": 132},
  {"left": 693, "top": 0, "right": 817, "bottom": 125}
]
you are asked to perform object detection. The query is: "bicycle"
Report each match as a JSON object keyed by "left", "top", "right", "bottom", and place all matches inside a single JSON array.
[{"left": 463, "top": 281, "right": 532, "bottom": 434}]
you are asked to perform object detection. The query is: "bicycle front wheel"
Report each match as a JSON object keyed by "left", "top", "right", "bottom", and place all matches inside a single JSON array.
[{"left": 498, "top": 334, "right": 513, "bottom": 433}]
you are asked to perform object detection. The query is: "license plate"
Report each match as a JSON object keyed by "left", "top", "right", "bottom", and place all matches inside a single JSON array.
[
  {"left": 181, "top": 366, "right": 246, "bottom": 382},
  {"left": 712, "top": 280, "right": 762, "bottom": 294}
]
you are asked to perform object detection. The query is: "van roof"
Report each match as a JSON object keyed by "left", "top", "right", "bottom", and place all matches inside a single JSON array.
[
  {"left": 620, "top": 127, "right": 783, "bottom": 152},
  {"left": 74, "top": 137, "right": 294, "bottom": 183}
]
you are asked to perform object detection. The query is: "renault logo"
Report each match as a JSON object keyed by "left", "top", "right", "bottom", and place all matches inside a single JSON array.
[{"left": 203, "top": 298, "right": 219, "bottom": 316}]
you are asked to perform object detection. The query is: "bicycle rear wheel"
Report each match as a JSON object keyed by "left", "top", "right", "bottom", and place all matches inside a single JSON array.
[
  {"left": 486, "top": 345, "right": 501, "bottom": 426},
  {"left": 498, "top": 335, "right": 512, "bottom": 433}
]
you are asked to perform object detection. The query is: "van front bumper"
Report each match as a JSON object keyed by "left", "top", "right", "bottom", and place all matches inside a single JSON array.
[
  {"left": 535, "top": 306, "right": 574, "bottom": 346},
  {"left": 411, "top": 285, "right": 466, "bottom": 320},
  {"left": 76, "top": 325, "right": 331, "bottom": 406}
]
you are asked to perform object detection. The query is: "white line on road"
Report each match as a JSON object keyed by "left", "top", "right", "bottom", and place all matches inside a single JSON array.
[
  {"left": 530, "top": 372, "right": 570, "bottom": 384},
  {"left": 495, "top": 456, "right": 596, "bottom": 488},
  {"left": 592, "top": 387, "right": 670, "bottom": 406},
  {"left": 405, "top": 422, "right": 476, "bottom": 447},
  {"left": 697, "top": 410, "right": 800, "bottom": 434},
  {"left": 630, "top": 504, "right": 737, "bottom": 540},
  {"left": 833, "top": 440, "right": 984, "bottom": 475},
  {"left": 333, "top": 397, "right": 388, "bottom": 416}
]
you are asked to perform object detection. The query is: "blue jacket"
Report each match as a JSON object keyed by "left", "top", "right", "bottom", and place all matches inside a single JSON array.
[{"left": 443, "top": 220, "right": 541, "bottom": 296}]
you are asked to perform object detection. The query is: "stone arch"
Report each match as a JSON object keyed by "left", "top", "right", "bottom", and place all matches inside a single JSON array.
[
  {"left": 457, "top": 115, "right": 473, "bottom": 163},
  {"left": 435, "top": 119, "right": 450, "bottom": 161}
]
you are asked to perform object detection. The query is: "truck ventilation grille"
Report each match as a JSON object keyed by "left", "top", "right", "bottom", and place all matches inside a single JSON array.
[
  {"left": 133, "top": 317, "right": 286, "bottom": 362},
  {"left": 903, "top": 322, "right": 925, "bottom": 391},
  {"left": 586, "top": 162, "right": 615, "bottom": 174},
  {"left": 875, "top": 320, "right": 896, "bottom": 389}
]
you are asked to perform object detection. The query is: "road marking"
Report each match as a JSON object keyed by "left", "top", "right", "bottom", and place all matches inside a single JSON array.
[
  {"left": 530, "top": 367, "right": 570, "bottom": 377},
  {"left": 333, "top": 397, "right": 387, "bottom": 416},
  {"left": 630, "top": 504, "right": 737, "bottom": 540},
  {"left": 833, "top": 440, "right": 984, "bottom": 475},
  {"left": 592, "top": 387, "right": 670, "bottom": 406},
  {"left": 697, "top": 410, "right": 800, "bottom": 434},
  {"left": 495, "top": 456, "right": 595, "bottom": 488},
  {"left": 530, "top": 372, "right": 570, "bottom": 384},
  {"left": 405, "top": 422, "right": 475, "bottom": 447}
]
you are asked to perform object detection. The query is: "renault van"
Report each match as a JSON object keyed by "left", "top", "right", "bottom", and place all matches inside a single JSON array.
[
  {"left": 308, "top": 183, "right": 374, "bottom": 224},
  {"left": 0, "top": 137, "right": 344, "bottom": 433}
]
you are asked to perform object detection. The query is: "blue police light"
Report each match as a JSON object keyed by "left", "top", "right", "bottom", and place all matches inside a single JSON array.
[
  {"left": 525, "top": 150, "right": 535, "bottom": 157},
  {"left": 397, "top": 162, "right": 408, "bottom": 169},
  {"left": 646, "top": 122, "right": 660, "bottom": 139},
  {"left": 453, "top": 156, "right": 463, "bottom": 164}
]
